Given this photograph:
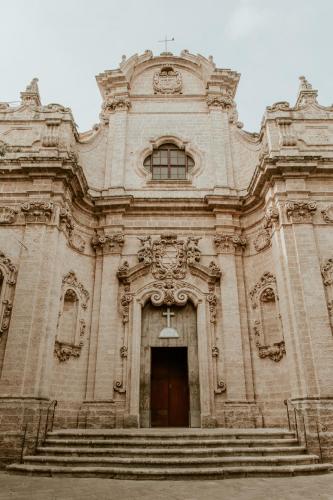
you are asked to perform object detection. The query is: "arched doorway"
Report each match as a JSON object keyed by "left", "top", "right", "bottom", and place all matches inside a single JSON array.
[{"left": 140, "top": 300, "right": 200, "bottom": 427}]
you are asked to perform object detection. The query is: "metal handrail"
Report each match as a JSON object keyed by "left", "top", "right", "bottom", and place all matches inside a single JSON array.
[
  {"left": 20, "top": 424, "right": 28, "bottom": 463},
  {"left": 43, "top": 400, "right": 57, "bottom": 441},
  {"left": 284, "top": 399, "right": 315, "bottom": 457}
]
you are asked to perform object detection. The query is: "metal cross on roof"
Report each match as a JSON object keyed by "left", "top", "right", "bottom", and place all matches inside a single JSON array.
[{"left": 158, "top": 35, "right": 175, "bottom": 53}]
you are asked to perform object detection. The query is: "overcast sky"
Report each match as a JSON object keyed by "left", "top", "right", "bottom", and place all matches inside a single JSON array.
[{"left": 1, "top": 0, "right": 332, "bottom": 132}]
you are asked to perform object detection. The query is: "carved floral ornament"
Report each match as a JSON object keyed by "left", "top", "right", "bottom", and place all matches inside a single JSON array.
[
  {"left": 214, "top": 233, "right": 247, "bottom": 254},
  {"left": 102, "top": 96, "right": 131, "bottom": 113},
  {"left": 153, "top": 65, "right": 182, "bottom": 95},
  {"left": 206, "top": 95, "right": 234, "bottom": 110},
  {"left": 0, "top": 206, "right": 18, "bottom": 224},
  {"left": 0, "top": 251, "right": 17, "bottom": 339},
  {"left": 286, "top": 200, "right": 317, "bottom": 223},
  {"left": 250, "top": 272, "right": 285, "bottom": 362}
]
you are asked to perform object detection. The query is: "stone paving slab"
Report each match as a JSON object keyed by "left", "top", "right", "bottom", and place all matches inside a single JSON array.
[{"left": 0, "top": 472, "right": 333, "bottom": 500}]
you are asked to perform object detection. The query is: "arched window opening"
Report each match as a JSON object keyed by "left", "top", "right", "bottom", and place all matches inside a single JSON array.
[{"left": 144, "top": 143, "right": 194, "bottom": 180}]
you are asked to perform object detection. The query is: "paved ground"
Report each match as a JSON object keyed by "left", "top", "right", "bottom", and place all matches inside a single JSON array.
[{"left": 1, "top": 472, "right": 333, "bottom": 500}]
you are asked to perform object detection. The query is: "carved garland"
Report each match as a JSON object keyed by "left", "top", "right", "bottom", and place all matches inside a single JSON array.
[
  {"left": 250, "top": 272, "right": 286, "bottom": 362},
  {"left": 0, "top": 251, "right": 17, "bottom": 340},
  {"left": 54, "top": 271, "right": 89, "bottom": 362}
]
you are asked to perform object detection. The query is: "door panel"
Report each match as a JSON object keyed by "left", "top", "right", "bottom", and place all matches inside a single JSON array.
[{"left": 151, "top": 347, "right": 189, "bottom": 427}]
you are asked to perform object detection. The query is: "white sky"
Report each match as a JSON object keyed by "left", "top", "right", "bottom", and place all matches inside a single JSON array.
[{"left": 1, "top": 0, "right": 332, "bottom": 132}]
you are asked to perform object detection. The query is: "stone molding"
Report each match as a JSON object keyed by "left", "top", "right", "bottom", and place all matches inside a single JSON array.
[
  {"left": 286, "top": 200, "right": 317, "bottom": 223},
  {"left": 62, "top": 271, "right": 89, "bottom": 309},
  {"left": 91, "top": 232, "right": 125, "bottom": 254},
  {"left": 42, "top": 119, "right": 61, "bottom": 147},
  {"left": 0, "top": 206, "right": 18, "bottom": 224},
  {"left": 20, "top": 200, "right": 54, "bottom": 223},
  {"left": 214, "top": 233, "right": 247, "bottom": 254},
  {"left": 277, "top": 118, "right": 297, "bottom": 147}
]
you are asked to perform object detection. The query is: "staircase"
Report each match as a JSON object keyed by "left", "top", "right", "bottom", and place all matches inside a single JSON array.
[{"left": 7, "top": 428, "right": 332, "bottom": 479}]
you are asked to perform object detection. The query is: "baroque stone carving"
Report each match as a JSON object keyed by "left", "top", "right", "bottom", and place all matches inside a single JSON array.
[
  {"left": 321, "top": 205, "right": 333, "bottom": 223},
  {"left": 0, "top": 251, "right": 17, "bottom": 340},
  {"left": 253, "top": 229, "right": 271, "bottom": 252},
  {"left": 0, "top": 251, "right": 17, "bottom": 286},
  {"left": 321, "top": 258, "right": 333, "bottom": 287},
  {"left": 250, "top": 272, "right": 276, "bottom": 309},
  {"left": 103, "top": 96, "right": 131, "bottom": 113},
  {"left": 0, "top": 140, "right": 8, "bottom": 157},
  {"left": 54, "top": 340, "right": 81, "bottom": 362},
  {"left": 212, "top": 346, "right": 219, "bottom": 357},
  {"left": 137, "top": 234, "right": 201, "bottom": 280},
  {"left": 91, "top": 232, "right": 125, "bottom": 253},
  {"left": 214, "top": 233, "right": 247, "bottom": 254},
  {"left": 42, "top": 119, "right": 61, "bottom": 147},
  {"left": 266, "top": 101, "right": 291, "bottom": 112},
  {"left": 207, "top": 95, "right": 233, "bottom": 110},
  {"left": 69, "top": 233, "right": 86, "bottom": 253},
  {"left": 277, "top": 118, "right": 297, "bottom": 147},
  {"left": 62, "top": 271, "right": 89, "bottom": 309},
  {"left": 20, "top": 78, "right": 41, "bottom": 106},
  {"left": 263, "top": 207, "right": 279, "bottom": 229},
  {"left": 0, "top": 207, "right": 18, "bottom": 224},
  {"left": 59, "top": 203, "right": 74, "bottom": 237},
  {"left": 250, "top": 273, "right": 285, "bottom": 362},
  {"left": 151, "top": 280, "right": 188, "bottom": 307},
  {"left": 120, "top": 346, "right": 128, "bottom": 358},
  {"left": 153, "top": 65, "right": 182, "bottom": 95},
  {"left": 214, "top": 380, "right": 227, "bottom": 394},
  {"left": 113, "top": 381, "right": 126, "bottom": 393},
  {"left": 286, "top": 200, "right": 317, "bottom": 223},
  {"left": 21, "top": 200, "right": 53, "bottom": 223},
  {"left": 207, "top": 282, "right": 217, "bottom": 323},
  {"left": 120, "top": 284, "right": 132, "bottom": 323}
]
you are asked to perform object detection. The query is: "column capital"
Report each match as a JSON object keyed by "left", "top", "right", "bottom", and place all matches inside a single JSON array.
[
  {"left": 91, "top": 232, "right": 125, "bottom": 254},
  {"left": 214, "top": 233, "right": 247, "bottom": 255},
  {"left": 286, "top": 200, "right": 317, "bottom": 224}
]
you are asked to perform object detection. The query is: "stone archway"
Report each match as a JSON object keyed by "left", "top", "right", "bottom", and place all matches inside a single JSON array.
[{"left": 140, "top": 300, "right": 200, "bottom": 428}]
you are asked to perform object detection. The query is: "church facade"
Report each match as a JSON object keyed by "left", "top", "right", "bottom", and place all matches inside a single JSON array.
[{"left": 1, "top": 50, "right": 333, "bottom": 463}]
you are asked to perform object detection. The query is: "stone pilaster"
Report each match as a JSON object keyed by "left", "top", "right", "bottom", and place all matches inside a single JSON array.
[{"left": 214, "top": 233, "right": 248, "bottom": 402}]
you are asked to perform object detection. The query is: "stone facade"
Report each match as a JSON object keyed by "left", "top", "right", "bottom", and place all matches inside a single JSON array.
[{"left": 0, "top": 51, "right": 333, "bottom": 463}]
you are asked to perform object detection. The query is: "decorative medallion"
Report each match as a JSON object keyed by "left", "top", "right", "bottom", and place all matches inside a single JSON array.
[
  {"left": 0, "top": 206, "right": 18, "bottom": 224},
  {"left": 253, "top": 229, "right": 271, "bottom": 252},
  {"left": 153, "top": 65, "right": 182, "bottom": 95}
]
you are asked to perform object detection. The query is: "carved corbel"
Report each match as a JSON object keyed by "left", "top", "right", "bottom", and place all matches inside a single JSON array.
[
  {"left": 276, "top": 118, "right": 297, "bottom": 147},
  {"left": 54, "top": 340, "right": 82, "bottom": 362},
  {"left": 59, "top": 203, "right": 74, "bottom": 237}
]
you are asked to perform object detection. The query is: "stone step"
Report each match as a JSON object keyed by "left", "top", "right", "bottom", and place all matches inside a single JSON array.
[
  {"left": 44, "top": 437, "right": 300, "bottom": 448},
  {"left": 37, "top": 445, "right": 307, "bottom": 457},
  {"left": 7, "top": 463, "right": 332, "bottom": 479},
  {"left": 47, "top": 428, "right": 295, "bottom": 440},
  {"left": 21, "top": 454, "right": 319, "bottom": 468}
]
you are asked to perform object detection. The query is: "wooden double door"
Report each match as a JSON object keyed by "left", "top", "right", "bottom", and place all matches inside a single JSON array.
[{"left": 150, "top": 347, "right": 189, "bottom": 427}]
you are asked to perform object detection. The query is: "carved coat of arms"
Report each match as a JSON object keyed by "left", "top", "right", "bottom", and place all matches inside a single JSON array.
[
  {"left": 153, "top": 66, "right": 182, "bottom": 95},
  {"left": 137, "top": 234, "right": 200, "bottom": 280}
]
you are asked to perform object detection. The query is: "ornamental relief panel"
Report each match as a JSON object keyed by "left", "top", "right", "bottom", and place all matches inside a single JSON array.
[
  {"left": 0, "top": 250, "right": 17, "bottom": 340},
  {"left": 153, "top": 65, "right": 182, "bottom": 95},
  {"left": 0, "top": 206, "right": 18, "bottom": 224},
  {"left": 249, "top": 272, "right": 286, "bottom": 362},
  {"left": 253, "top": 228, "right": 271, "bottom": 253},
  {"left": 321, "top": 257, "right": 333, "bottom": 331}
]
